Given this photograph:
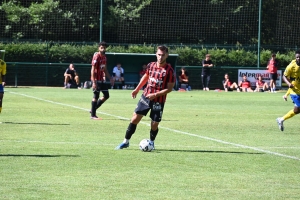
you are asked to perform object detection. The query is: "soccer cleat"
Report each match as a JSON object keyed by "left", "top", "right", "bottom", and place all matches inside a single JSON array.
[
  {"left": 276, "top": 118, "right": 284, "bottom": 131},
  {"left": 283, "top": 95, "right": 287, "bottom": 101},
  {"left": 115, "top": 142, "right": 129, "bottom": 150},
  {"left": 90, "top": 115, "right": 102, "bottom": 120},
  {"left": 149, "top": 141, "right": 155, "bottom": 150}
]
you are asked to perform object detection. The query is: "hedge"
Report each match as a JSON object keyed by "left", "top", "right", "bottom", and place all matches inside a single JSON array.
[{"left": 0, "top": 42, "right": 296, "bottom": 68}]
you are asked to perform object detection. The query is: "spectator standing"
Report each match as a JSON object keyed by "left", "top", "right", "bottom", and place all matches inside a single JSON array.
[
  {"left": 267, "top": 53, "right": 279, "bottom": 93},
  {"left": 202, "top": 54, "right": 213, "bottom": 91}
]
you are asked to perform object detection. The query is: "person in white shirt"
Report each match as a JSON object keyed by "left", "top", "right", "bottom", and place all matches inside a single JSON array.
[{"left": 111, "top": 63, "right": 125, "bottom": 89}]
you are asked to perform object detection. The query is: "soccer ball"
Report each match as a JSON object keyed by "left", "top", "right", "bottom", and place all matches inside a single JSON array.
[{"left": 139, "top": 139, "right": 154, "bottom": 152}]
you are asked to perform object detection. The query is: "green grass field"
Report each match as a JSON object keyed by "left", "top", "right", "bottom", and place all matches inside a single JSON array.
[{"left": 1, "top": 87, "right": 300, "bottom": 199}]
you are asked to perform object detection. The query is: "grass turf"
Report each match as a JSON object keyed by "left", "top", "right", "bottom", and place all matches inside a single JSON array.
[{"left": 1, "top": 87, "right": 300, "bottom": 199}]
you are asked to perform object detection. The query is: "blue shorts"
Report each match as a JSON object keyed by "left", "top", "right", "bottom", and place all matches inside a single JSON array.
[
  {"left": 0, "top": 84, "right": 4, "bottom": 93},
  {"left": 290, "top": 94, "right": 300, "bottom": 107}
]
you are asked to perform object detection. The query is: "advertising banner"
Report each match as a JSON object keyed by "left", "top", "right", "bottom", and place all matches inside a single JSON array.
[{"left": 238, "top": 69, "right": 282, "bottom": 87}]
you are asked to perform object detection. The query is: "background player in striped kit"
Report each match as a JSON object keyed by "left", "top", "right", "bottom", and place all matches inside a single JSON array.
[
  {"left": 90, "top": 41, "right": 112, "bottom": 120},
  {"left": 115, "top": 45, "right": 175, "bottom": 150}
]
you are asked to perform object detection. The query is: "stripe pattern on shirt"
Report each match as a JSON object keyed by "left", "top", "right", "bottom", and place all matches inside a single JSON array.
[{"left": 143, "top": 62, "right": 175, "bottom": 103}]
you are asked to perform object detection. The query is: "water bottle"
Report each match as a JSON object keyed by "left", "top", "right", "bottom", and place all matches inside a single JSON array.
[{"left": 188, "top": 86, "right": 191, "bottom": 91}]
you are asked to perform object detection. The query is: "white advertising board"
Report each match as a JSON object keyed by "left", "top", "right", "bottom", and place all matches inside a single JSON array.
[{"left": 238, "top": 69, "right": 282, "bottom": 87}]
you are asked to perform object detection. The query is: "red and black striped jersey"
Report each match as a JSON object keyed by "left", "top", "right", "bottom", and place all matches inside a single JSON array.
[
  {"left": 143, "top": 62, "right": 175, "bottom": 103},
  {"left": 91, "top": 52, "right": 107, "bottom": 81}
]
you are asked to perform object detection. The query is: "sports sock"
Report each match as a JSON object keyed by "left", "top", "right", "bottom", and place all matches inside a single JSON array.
[
  {"left": 125, "top": 123, "right": 137, "bottom": 140},
  {"left": 283, "top": 110, "right": 296, "bottom": 121},
  {"left": 96, "top": 99, "right": 104, "bottom": 109},
  {"left": 91, "top": 101, "right": 97, "bottom": 116},
  {"left": 123, "top": 139, "right": 129, "bottom": 144},
  {"left": 150, "top": 128, "right": 159, "bottom": 141}
]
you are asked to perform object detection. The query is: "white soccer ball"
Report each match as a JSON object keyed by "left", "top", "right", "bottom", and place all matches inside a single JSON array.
[{"left": 139, "top": 139, "right": 154, "bottom": 152}]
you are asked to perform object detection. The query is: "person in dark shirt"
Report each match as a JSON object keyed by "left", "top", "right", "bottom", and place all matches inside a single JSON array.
[
  {"left": 202, "top": 54, "right": 213, "bottom": 91},
  {"left": 64, "top": 63, "right": 80, "bottom": 89}
]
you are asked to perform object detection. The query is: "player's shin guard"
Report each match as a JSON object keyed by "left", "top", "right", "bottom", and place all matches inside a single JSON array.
[
  {"left": 125, "top": 123, "right": 137, "bottom": 140},
  {"left": 96, "top": 99, "right": 104, "bottom": 109},
  {"left": 150, "top": 128, "right": 159, "bottom": 141},
  {"left": 91, "top": 101, "right": 97, "bottom": 116}
]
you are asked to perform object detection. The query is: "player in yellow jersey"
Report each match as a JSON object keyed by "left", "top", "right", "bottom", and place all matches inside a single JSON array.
[
  {"left": 276, "top": 50, "right": 300, "bottom": 131},
  {"left": 0, "top": 58, "right": 7, "bottom": 113}
]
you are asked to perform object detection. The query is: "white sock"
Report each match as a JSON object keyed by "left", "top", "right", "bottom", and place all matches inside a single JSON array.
[
  {"left": 123, "top": 139, "right": 129, "bottom": 144},
  {"left": 280, "top": 117, "right": 284, "bottom": 122}
]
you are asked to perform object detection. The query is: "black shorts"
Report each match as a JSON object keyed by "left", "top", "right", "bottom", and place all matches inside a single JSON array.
[
  {"left": 93, "top": 81, "right": 109, "bottom": 92},
  {"left": 93, "top": 81, "right": 109, "bottom": 99},
  {"left": 270, "top": 73, "right": 278, "bottom": 81},
  {"left": 135, "top": 94, "right": 165, "bottom": 122}
]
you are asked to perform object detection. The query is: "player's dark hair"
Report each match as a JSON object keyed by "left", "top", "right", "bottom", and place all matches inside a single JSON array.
[
  {"left": 99, "top": 41, "right": 107, "bottom": 47},
  {"left": 296, "top": 49, "right": 300, "bottom": 54},
  {"left": 157, "top": 45, "right": 168, "bottom": 53}
]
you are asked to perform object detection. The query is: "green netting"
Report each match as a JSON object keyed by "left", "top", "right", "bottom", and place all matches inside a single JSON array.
[{"left": 0, "top": 0, "right": 299, "bottom": 47}]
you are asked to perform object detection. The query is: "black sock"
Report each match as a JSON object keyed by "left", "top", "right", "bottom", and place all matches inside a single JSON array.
[
  {"left": 122, "top": 81, "right": 125, "bottom": 87},
  {"left": 91, "top": 101, "right": 97, "bottom": 116},
  {"left": 96, "top": 99, "right": 104, "bottom": 109},
  {"left": 125, "top": 123, "right": 137, "bottom": 140},
  {"left": 150, "top": 128, "right": 159, "bottom": 141}
]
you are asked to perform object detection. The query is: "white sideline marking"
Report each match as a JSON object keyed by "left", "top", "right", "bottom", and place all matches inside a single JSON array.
[{"left": 6, "top": 90, "right": 300, "bottom": 161}]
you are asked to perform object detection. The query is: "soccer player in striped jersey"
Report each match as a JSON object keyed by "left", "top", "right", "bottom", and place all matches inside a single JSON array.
[
  {"left": 115, "top": 45, "right": 175, "bottom": 150},
  {"left": 0, "top": 58, "right": 6, "bottom": 113},
  {"left": 276, "top": 49, "right": 300, "bottom": 131},
  {"left": 90, "top": 41, "right": 112, "bottom": 120}
]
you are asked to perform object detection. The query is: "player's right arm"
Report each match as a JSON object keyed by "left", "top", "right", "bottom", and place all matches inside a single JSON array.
[
  {"left": 283, "top": 63, "right": 293, "bottom": 88},
  {"left": 91, "top": 65, "right": 97, "bottom": 89},
  {"left": 64, "top": 69, "right": 70, "bottom": 78},
  {"left": 132, "top": 73, "right": 149, "bottom": 99}
]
